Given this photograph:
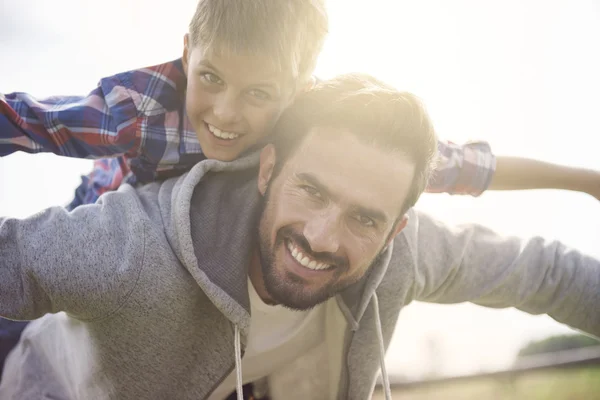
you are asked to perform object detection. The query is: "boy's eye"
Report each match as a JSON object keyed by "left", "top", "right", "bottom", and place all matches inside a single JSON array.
[
  {"left": 201, "top": 72, "right": 223, "bottom": 85},
  {"left": 248, "top": 89, "right": 271, "bottom": 101}
]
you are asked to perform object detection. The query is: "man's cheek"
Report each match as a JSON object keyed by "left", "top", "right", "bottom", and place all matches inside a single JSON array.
[{"left": 275, "top": 202, "right": 308, "bottom": 226}]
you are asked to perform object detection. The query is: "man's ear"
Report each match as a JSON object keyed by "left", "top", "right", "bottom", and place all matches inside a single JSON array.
[
  {"left": 258, "top": 144, "right": 276, "bottom": 196},
  {"left": 385, "top": 214, "right": 409, "bottom": 248},
  {"left": 182, "top": 34, "right": 190, "bottom": 76}
]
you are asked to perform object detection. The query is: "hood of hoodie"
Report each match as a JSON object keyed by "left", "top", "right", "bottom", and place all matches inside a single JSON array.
[{"left": 156, "top": 152, "right": 396, "bottom": 338}]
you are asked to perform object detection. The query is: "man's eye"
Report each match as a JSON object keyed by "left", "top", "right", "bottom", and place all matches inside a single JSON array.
[
  {"left": 301, "top": 185, "right": 322, "bottom": 198},
  {"left": 201, "top": 72, "right": 223, "bottom": 85},
  {"left": 248, "top": 89, "right": 271, "bottom": 101},
  {"left": 354, "top": 214, "right": 375, "bottom": 228}
]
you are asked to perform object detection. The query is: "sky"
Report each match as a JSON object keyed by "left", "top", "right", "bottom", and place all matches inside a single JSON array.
[{"left": 1, "top": 0, "right": 599, "bottom": 379}]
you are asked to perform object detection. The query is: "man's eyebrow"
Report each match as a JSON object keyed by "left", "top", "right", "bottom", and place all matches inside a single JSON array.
[
  {"left": 295, "top": 172, "right": 388, "bottom": 223},
  {"left": 296, "top": 172, "right": 331, "bottom": 196}
]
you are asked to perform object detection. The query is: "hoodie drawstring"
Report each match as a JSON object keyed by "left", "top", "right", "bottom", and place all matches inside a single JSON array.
[
  {"left": 234, "top": 325, "right": 244, "bottom": 400},
  {"left": 372, "top": 293, "right": 392, "bottom": 400}
]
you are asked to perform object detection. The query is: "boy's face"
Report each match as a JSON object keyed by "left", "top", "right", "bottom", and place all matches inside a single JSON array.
[{"left": 183, "top": 35, "right": 299, "bottom": 161}]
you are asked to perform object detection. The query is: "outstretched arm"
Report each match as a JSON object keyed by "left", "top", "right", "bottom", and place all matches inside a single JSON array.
[
  {"left": 407, "top": 210, "right": 600, "bottom": 338},
  {"left": 0, "top": 186, "right": 147, "bottom": 321},
  {"left": 489, "top": 156, "right": 600, "bottom": 201},
  {"left": 428, "top": 141, "right": 599, "bottom": 200},
  {"left": 0, "top": 76, "right": 139, "bottom": 159}
]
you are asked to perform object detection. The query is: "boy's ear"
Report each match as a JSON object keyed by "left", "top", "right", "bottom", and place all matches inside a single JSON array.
[
  {"left": 258, "top": 144, "right": 276, "bottom": 196},
  {"left": 287, "top": 76, "right": 316, "bottom": 104},
  {"left": 303, "top": 76, "right": 317, "bottom": 92},
  {"left": 182, "top": 34, "right": 190, "bottom": 76}
]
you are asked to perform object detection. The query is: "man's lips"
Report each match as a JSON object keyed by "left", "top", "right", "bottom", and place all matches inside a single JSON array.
[{"left": 286, "top": 239, "right": 333, "bottom": 271}]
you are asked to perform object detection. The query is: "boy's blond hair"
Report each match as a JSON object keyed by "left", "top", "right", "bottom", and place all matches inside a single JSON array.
[{"left": 189, "top": 0, "right": 328, "bottom": 86}]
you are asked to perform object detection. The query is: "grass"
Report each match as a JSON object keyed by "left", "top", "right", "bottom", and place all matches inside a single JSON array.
[{"left": 372, "top": 367, "right": 600, "bottom": 400}]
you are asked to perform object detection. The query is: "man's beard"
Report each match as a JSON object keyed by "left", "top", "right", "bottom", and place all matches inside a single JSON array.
[{"left": 257, "top": 188, "right": 388, "bottom": 311}]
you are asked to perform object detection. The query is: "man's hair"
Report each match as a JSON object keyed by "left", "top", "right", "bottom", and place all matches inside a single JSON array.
[
  {"left": 188, "top": 0, "right": 328, "bottom": 85},
  {"left": 270, "top": 73, "right": 439, "bottom": 214}
]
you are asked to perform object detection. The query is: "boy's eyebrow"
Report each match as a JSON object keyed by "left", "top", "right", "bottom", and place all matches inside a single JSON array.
[
  {"left": 196, "top": 60, "right": 283, "bottom": 90},
  {"left": 197, "top": 60, "right": 220, "bottom": 72},
  {"left": 295, "top": 172, "right": 388, "bottom": 223}
]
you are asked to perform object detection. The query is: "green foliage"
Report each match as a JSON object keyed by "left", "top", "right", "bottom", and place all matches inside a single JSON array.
[
  {"left": 373, "top": 367, "right": 600, "bottom": 400},
  {"left": 517, "top": 333, "right": 600, "bottom": 358}
]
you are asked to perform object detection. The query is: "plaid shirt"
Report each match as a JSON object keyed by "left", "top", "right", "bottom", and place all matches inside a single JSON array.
[{"left": 1, "top": 59, "right": 496, "bottom": 209}]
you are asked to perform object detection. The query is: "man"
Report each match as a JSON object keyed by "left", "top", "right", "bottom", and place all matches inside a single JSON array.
[{"left": 0, "top": 74, "right": 598, "bottom": 400}]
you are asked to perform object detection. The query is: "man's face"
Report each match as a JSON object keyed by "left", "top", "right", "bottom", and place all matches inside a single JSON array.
[
  {"left": 183, "top": 35, "right": 298, "bottom": 161},
  {"left": 256, "top": 128, "right": 414, "bottom": 310}
]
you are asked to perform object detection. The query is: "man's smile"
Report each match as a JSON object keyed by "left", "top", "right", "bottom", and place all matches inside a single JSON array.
[{"left": 285, "top": 239, "right": 332, "bottom": 271}]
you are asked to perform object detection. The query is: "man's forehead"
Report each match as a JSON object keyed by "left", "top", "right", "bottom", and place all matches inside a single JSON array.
[{"left": 286, "top": 127, "right": 415, "bottom": 217}]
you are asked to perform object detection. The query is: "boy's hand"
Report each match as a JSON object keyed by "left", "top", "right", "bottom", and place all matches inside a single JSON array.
[
  {"left": 589, "top": 174, "right": 600, "bottom": 202},
  {"left": 489, "top": 156, "right": 600, "bottom": 202}
]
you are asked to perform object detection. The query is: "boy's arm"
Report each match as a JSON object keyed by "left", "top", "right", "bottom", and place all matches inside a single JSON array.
[
  {"left": 0, "top": 76, "right": 139, "bottom": 158},
  {"left": 428, "top": 140, "right": 599, "bottom": 200},
  {"left": 407, "top": 210, "right": 600, "bottom": 338},
  {"left": 489, "top": 157, "right": 600, "bottom": 201},
  {"left": 0, "top": 187, "right": 147, "bottom": 321}
]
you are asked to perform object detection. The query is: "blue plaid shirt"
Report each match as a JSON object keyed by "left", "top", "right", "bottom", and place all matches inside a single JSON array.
[{"left": 1, "top": 58, "right": 496, "bottom": 209}]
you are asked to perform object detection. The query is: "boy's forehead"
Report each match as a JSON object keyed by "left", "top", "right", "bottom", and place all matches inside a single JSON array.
[{"left": 192, "top": 44, "right": 295, "bottom": 87}]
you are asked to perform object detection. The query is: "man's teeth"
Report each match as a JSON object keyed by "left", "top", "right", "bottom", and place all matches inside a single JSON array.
[
  {"left": 207, "top": 123, "right": 240, "bottom": 140},
  {"left": 286, "top": 241, "right": 331, "bottom": 271}
]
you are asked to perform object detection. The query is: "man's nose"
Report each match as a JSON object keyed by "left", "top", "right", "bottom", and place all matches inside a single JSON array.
[
  {"left": 213, "top": 91, "right": 241, "bottom": 125},
  {"left": 303, "top": 213, "right": 341, "bottom": 255}
]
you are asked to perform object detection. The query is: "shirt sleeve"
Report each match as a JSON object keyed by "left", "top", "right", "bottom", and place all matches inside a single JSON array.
[
  {"left": 426, "top": 140, "right": 497, "bottom": 196},
  {"left": 0, "top": 73, "right": 140, "bottom": 159},
  {"left": 407, "top": 210, "right": 600, "bottom": 338}
]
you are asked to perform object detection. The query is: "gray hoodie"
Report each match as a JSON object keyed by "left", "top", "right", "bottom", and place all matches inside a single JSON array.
[{"left": 0, "top": 154, "right": 598, "bottom": 400}]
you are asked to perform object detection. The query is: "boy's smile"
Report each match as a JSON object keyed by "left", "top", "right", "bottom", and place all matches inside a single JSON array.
[
  {"left": 182, "top": 34, "right": 297, "bottom": 161},
  {"left": 205, "top": 122, "right": 241, "bottom": 141}
]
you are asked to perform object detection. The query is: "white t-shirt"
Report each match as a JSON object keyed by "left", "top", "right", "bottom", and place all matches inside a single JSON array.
[{"left": 208, "top": 279, "right": 325, "bottom": 399}]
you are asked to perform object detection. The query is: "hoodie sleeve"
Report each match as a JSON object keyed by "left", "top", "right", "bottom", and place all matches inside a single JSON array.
[
  {"left": 0, "top": 186, "right": 147, "bottom": 321},
  {"left": 407, "top": 210, "right": 600, "bottom": 338}
]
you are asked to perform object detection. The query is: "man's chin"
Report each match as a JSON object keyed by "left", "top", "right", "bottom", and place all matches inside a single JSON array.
[{"left": 263, "top": 270, "right": 332, "bottom": 311}]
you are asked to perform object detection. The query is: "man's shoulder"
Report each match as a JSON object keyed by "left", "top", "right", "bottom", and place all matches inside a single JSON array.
[
  {"left": 389, "top": 209, "right": 452, "bottom": 268},
  {"left": 92, "top": 183, "right": 161, "bottom": 228},
  {"left": 99, "top": 58, "right": 187, "bottom": 116}
]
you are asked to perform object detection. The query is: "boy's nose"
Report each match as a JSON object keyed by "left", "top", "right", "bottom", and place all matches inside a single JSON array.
[{"left": 213, "top": 92, "right": 241, "bottom": 125}]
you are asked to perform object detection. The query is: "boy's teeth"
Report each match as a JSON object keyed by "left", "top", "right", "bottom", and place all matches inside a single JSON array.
[
  {"left": 286, "top": 241, "right": 331, "bottom": 271},
  {"left": 208, "top": 123, "right": 240, "bottom": 140}
]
